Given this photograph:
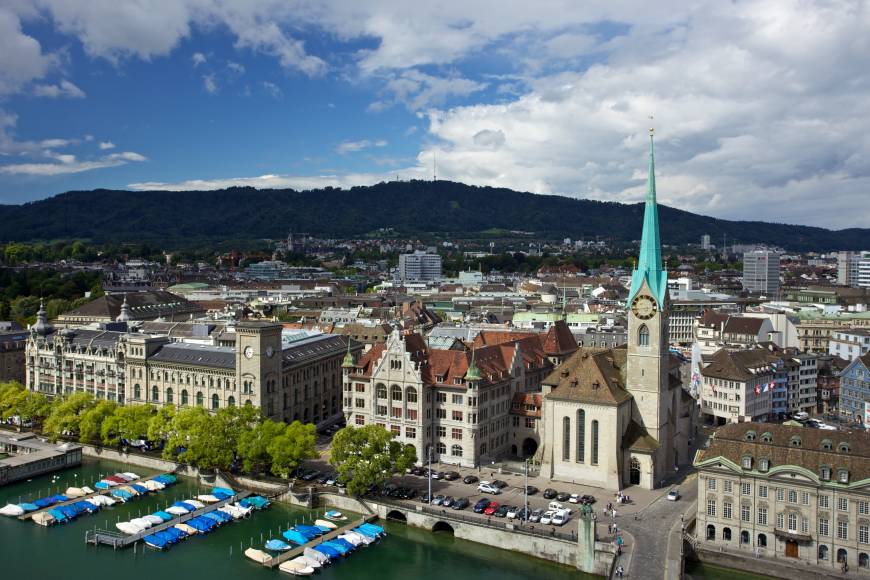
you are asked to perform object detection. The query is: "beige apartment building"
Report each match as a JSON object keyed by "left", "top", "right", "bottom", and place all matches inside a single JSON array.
[{"left": 694, "top": 423, "right": 870, "bottom": 572}]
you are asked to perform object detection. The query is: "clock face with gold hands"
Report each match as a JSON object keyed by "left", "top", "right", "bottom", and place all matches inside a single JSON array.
[{"left": 631, "top": 295, "right": 657, "bottom": 320}]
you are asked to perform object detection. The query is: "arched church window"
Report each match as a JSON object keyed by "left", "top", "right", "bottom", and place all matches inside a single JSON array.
[{"left": 639, "top": 325, "right": 650, "bottom": 347}]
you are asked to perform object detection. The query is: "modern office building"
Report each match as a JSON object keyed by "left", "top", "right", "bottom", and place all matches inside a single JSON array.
[
  {"left": 743, "top": 250, "right": 780, "bottom": 297},
  {"left": 837, "top": 251, "right": 870, "bottom": 288},
  {"left": 398, "top": 251, "right": 442, "bottom": 281}
]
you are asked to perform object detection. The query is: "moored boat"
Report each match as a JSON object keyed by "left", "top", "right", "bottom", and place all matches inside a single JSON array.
[
  {"left": 0, "top": 504, "right": 24, "bottom": 517},
  {"left": 244, "top": 548, "right": 272, "bottom": 564},
  {"left": 278, "top": 558, "right": 314, "bottom": 576},
  {"left": 323, "top": 510, "right": 347, "bottom": 521},
  {"left": 313, "top": 518, "right": 337, "bottom": 530},
  {"left": 32, "top": 512, "right": 55, "bottom": 526},
  {"left": 265, "top": 539, "right": 291, "bottom": 551}
]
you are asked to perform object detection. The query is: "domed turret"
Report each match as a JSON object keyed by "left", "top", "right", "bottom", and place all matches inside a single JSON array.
[
  {"left": 341, "top": 338, "right": 355, "bottom": 368},
  {"left": 32, "top": 298, "right": 53, "bottom": 336},
  {"left": 116, "top": 294, "right": 131, "bottom": 322},
  {"left": 465, "top": 348, "right": 481, "bottom": 382}
]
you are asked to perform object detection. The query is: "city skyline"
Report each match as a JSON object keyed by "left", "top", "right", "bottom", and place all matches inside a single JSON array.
[{"left": 1, "top": 1, "right": 868, "bottom": 230}]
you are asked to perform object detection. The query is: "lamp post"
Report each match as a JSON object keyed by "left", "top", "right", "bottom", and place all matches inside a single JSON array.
[
  {"left": 427, "top": 445, "right": 433, "bottom": 505},
  {"left": 524, "top": 458, "right": 529, "bottom": 522}
]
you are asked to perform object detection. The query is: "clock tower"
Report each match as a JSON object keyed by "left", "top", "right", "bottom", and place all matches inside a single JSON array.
[
  {"left": 235, "top": 321, "right": 283, "bottom": 416},
  {"left": 625, "top": 128, "right": 673, "bottom": 480}
]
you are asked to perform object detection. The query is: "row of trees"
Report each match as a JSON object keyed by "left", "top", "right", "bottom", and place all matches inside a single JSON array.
[
  {"left": 0, "top": 382, "right": 317, "bottom": 477},
  {"left": 0, "top": 381, "right": 418, "bottom": 495}
]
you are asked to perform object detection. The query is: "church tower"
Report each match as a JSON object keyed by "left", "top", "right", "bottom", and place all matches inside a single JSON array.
[{"left": 625, "top": 128, "right": 672, "bottom": 479}]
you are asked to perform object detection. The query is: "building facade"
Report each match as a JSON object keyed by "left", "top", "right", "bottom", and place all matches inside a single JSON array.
[
  {"left": 839, "top": 354, "right": 870, "bottom": 424},
  {"left": 398, "top": 251, "right": 442, "bottom": 281},
  {"left": 742, "top": 250, "right": 781, "bottom": 297},
  {"left": 829, "top": 329, "right": 870, "bottom": 361},
  {"left": 694, "top": 423, "right": 870, "bottom": 572},
  {"left": 0, "top": 328, "right": 27, "bottom": 384}
]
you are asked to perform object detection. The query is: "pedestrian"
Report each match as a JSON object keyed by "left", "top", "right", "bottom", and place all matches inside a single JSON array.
[
  {"left": 616, "top": 565, "right": 624, "bottom": 578},
  {"left": 613, "top": 525, "right": 618, "bottom": 535},
  {"left": 613, "top": 509, "right": 617, "bottom": 519},
  {"left": 608, "top": 523, "right": 613, "bottom": 534}
]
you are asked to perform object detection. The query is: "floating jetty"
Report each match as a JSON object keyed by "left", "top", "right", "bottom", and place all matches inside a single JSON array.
[
  {"left": 84, "top": 490, "right": 253, "bottom": 549},
  {"left": 254, "top": 514, "right": 380, "bottom": 569}
]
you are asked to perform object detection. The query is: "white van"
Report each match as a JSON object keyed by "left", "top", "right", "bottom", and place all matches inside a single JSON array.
[
  {"left": 548, "top": 501, "right": 571, "bottom": 514},
  {"left": 552, "top": 510, "right": 571, "bottom": 526},
  {"left": 793, "top": 412, "right": 809, "bottom": 422}
]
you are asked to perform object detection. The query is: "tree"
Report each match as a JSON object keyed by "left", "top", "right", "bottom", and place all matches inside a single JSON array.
[
  {"left": 43, "top": 392, "right": 95, "bottom": 440},
  {"left": 78, "top": 400, "right": 117, "bottom": 443},
  {"left": 147, "top": 405, "right": 176, "bottom": 443},
  {"left": 329, "top": 425, "right": 417, "bottom": 496},
  {"left": 237, "top": 419, "right": 286, "bottom": 473},
  {"left": 163, "top": 407, "right": 243, "bottom": 471},
  {"left": 100, "top": 404, "right": 154, "bottom": 446},
  {"left": 267, "top": 421, "right": 318, "bottom": 478}
]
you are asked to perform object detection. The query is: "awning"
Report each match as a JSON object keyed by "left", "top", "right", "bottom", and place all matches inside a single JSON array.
[{"left": 774, "top": 529, "right": 812, "bottom": 543}]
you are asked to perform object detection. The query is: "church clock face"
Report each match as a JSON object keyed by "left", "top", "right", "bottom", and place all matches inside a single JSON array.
[
  {"left": 631, "top": 295, "right": 658, "bottom": 320},
  {"left": 244, "top": 346, "right": 254, "bottom": 359}
]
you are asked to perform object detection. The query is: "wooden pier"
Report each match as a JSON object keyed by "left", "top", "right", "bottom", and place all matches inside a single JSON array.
[
  {"left": 85, "top": 491, "right": 252, "bottom": 549},
  {"left": 19, "top": 473, "right": 150, "bottom": 522},
  {"left": 260, "top": 514, "right": 378, "bottom": 569}
]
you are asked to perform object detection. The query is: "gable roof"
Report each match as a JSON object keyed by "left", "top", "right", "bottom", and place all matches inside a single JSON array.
[
  {"left": 544, "top": 347, "right": 632, "bottom": 406},
  {"left": 701, "top": 348, "right": 777, "bottom": 381}
]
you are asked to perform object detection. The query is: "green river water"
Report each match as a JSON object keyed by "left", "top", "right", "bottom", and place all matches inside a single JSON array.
[{"left": 0, "top": 459, "right": 595, "bottom": 580}]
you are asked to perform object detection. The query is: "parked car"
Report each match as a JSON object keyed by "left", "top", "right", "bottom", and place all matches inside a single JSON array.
[
  {"left": 667, "top": 489, "right": 680, "bottom": 501},
  {"left": 434, "top": 471, "right": 447, "bottom": 480},
  {"left": 473, "top": 498, "right": 491, "bottom": 513},
  {"left": 301, "top": 470, "right": 320, "bottom": 481},
  {"left": 492, "top": 480, "right": 508, "bottom": 489},
  {"left": 411, "top": 466, "right": 426, "bottom": 476},
  {"left": 529, "top": 508, "right": 543, "bottom": 523},
  {"left": 325, "top": 474, "right": 337, "bottom": 486},
  {"left": 432, "top": 495, "right": 446, "bottom": 506},
  {"left": 453, "top": 497, "right": 470, "bottom": 510},
  {"left": 540, "top": 510, "right": 555, "bottom": 525},
  {"left": 543, "top": 488, "right": 558, "bottom": 499},
  {"left": 552, "top": 510, "right": 571, "bottom": 526},
  {"left": 548, "top": 501, "right": 565, "bottom": 512},
  {"left": 525, "top": 485, "right": 539, "bottom": 495},
  {"left": 494, "top": 505, "right": 511, "bottom": 518},
  {"left": 421, "top": 492, "right": 433, "bottom": 504},
  {"left": 556, "top": 492, "right": 571, "bottom": 502},
  {"left": 515, "top": 507, "right": 530, "bottom": 521},
  {"left": 444, "top": 471, "right": 460, "bottom": 481},
  {"left": 403, "top": 488, "right": 417, "bottom": 499},
  {"left": 483, "top": 502, "right": 500, "bottom": 516},
  {"left": 463, "top": 475, "right": 479, "bottom": 484},
  {"left": 478, "top": 482, "right": 502, "bottom": 495},
  {"left": 568, "top": 493, "right": 580, "bottom": 504},
  {"left": 506, "top": 506, "right": 520, "bottom": 519},
  {"left": 442, "top": 496, "right": 455, "bottom": 508},
  {"left": 580, "top": 495, "right": 596, "bottom": 505},
  {"left": 317, "top": 473, "right": 332, "bottom": 484}
]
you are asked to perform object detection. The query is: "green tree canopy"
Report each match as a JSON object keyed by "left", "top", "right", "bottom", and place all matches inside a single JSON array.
[
  {"left": 329, "top": 425, "right": 417, "bottom": 496},
  {"left": 100, "top": 404, "right": 154, "bottom": 446},
  {"left": 236, "top": 419, "right": 286, "bottom": 474},
  {"left": 267, "top": 421, "right": 318, "bottom": 478},
  {"left": 43, "top": 392, "right": 96, "bottom": 440},
  {"left": 147, "top": 404, "right": 176, "bottom": 443},
  {"left": 78, "top": 400, "right": 118, "bottom": 443}
]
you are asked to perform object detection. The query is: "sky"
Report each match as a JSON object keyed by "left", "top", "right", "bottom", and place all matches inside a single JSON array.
[{"left": 0, "top": 1, "right": 868, "bottom": 229}]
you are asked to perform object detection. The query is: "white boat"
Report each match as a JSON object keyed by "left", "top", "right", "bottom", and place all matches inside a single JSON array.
[
  {"left": 244, "top": 548, "right": 272, "bottom": 564},
  {"left": 323, "top": 510, "right": 347, "bottom": 521},
  {"left": 185, "top": 499, "right": 205, "bottom": 509},
  {"left": 142, "top": 480, "right": 164, "bottom": 491},
  {"left": 346, "top": 531, "right": 373, "bottom": 545},
  {"left": 65, "top": 487, "right": 86, "bottom": 498},
  {"left": 81, "top": 486, "right": 95, "bottom": 494},
  {"left": 303, "top": 547, "right": 329, "bottom": 565},
  {"left": 89, "top": 495, "right": 116, "bottom": 507},
  {"left": 116, "top": 522, "right": 143, "bottom": 535},
  {"left": 121, "top": 472, "right": 140, "bottom": 480},
  {"left": 300, "top": 556, "right": 322, "bottom": 569},
  {"left": 0, "top": 504, "right": 24, "bottom": 517},
  {"left": 143, "top": 514, "right": 164, "bottom": 525},
  {"left": 278, "top": 558, "right": 315, "bottom": 576},
  {"left": 196, "top": 494, "right": 220, "bottom": 503},
  {"left": 166, "top": 506, "right": 189, "bottom": 516},
  {"left": 338, "top": 533, "right": 363, "bottom": 547},
  {"left": 314, "top": 519, "right": 337, "bottom": 530},
  {"left": 130, "top": 517, "right": 153, "bottom": 529},
  {"left": 175, "top": 523, "right": 198, "bottom": 535},
  {"left": 218, "top": 506, "right": 244, "bottom": 520},
  {"left": 32, "top": 512, "right": 55, "bottom": 526}
]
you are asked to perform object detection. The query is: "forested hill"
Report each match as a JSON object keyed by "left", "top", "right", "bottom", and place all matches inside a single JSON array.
[{"left": 0, "top": 180, "right": 863, "bottom": 251}]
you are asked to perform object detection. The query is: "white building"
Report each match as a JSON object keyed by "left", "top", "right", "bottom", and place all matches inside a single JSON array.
[
  {"left": 828, "top": 329, "right": 870, "bottom": 361},
  {"left": 743, "top": 250, "right": 781, "bottom": 297},
  {"left": 398, "top": 251, "right": 442, "bottom": 281}
]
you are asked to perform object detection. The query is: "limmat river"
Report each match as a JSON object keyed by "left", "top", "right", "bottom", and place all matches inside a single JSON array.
[{"left": 0, "top": 459, "right": 594, "bottom": 580}]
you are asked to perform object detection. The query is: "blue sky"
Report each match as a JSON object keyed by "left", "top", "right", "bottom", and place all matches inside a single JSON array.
[{"left": 1, "top": 1, "right": 869, "bottom": 229}]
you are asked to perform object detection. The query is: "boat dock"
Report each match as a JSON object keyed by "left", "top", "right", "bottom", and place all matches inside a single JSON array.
[
  {"left": 19, "top": 474, "right": 149, "bottom": 522},
  {"left": 260, "top": 514, "right": 378, "bottom": 569},
  {"left": 85, "top": 491, "right": 253, "bottom": 549}
]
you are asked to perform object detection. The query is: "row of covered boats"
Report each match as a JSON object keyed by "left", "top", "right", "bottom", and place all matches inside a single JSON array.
[
  {"left": 113, "top": 488, "right": 271, "bottom": 550},
  {"left": 245, "top": 518, "right": 385, "bottom": 576},
  {"left": 0, "top": 472, "right": 179, "bottom": 526}
]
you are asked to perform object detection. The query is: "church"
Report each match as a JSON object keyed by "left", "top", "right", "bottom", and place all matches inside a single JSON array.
[{"left": 540, "top": 130, "right": 694, "bottom": 490}]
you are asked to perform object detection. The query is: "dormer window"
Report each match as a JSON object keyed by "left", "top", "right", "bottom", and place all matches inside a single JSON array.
[
  {"left": 837, "top": 442, "right": 851, "bottom": 454},
  {"left": 789, "top": 436, "right": 802, "bottom": 448},
  {"left": 436, "top": 375, "right": 444, "bottom": 383},
  {"left": 744, "top": 430, "right": 757, "bottom": 442},
  {"left": 821, "top": 439, "right": 833, "bottom": 451},
  {"left": 838, "top": 469, "right": 849, "bottom": 484},
  {"left": 820, "top": 466, "right": 831, "bottom": 481},
  {"left": 759, "top": 458, "right": 770, "bottom": 472},
  {"left": 761, "top": 432, "right": 772, "bottom": 443},
  {"left": 742, "top": 456, "right": 753, "bottom": 469},
  {"left": 454, "top": 377, "right": 463, "bottom": 385}
]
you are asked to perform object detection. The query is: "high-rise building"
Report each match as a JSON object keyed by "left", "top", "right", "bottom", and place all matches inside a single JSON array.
[
  {"left": 742, "top": 250, "right": 780, "bottom": 297},
  {"left": 701, "top": 234, "right": 711, "bottom": 250},
  {"left": 398, "top": 250, "right": 442, "bottom": 281}
]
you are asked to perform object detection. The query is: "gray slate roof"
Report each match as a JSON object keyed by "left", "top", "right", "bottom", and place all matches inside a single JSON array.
[{"left": 149, "top": 343, "right": 235, "bottom": 369}]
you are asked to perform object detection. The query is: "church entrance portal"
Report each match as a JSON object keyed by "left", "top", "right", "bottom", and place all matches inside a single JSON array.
[
  {"left": 521, "top": 438, "right": 538, "bottom": 457},
  {"left": 629, "top": 457, "right": 641, "bottom": 486}
]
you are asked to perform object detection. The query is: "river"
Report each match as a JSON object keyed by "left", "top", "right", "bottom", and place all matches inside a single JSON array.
[{"left": 0, "top": 459, "right": 594, "bottom": 579}]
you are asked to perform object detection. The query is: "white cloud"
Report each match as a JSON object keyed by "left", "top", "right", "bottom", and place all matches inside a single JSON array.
[
  {"left": 202, "top": 74, "right": 218, "bottom": 94},
  {"left": 99, "top": 141, "right": 115, "bottom": 150},
  {"left": 191, "top": 52, "right": 206, "bottom": 67},
  {"left": 261, "top": 81, "right": 282, "bottom": 98},
  {"left": 372, "top": 69, "right": 486, "bottom": 111},
  {"left": 33, "top": 79, "right": 86, "bottom": 98},
  {"left": 227, "top": 60, "right": 245, "bottom": 74},
  {"left": 0, "top": 150, "right": 147, "bottom": 176},
  {"left": 0, "top": 8, "right": 56, "bottom": 95},
  {"left": 335, "top": 139, "right": 388, "bottom": 154}
]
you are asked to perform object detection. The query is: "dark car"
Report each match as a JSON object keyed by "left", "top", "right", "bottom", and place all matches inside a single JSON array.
[
  {"left": 316, "top": 473, "right": 331, "bottom": 484},
  {"left": 543, "top": 488, "right": 558, "bottom": 499},
  {"left": 452, "top": 497, "right": 470, "bottom": 510},
  {"left": 421, "top": 492, "right": 433, "bottom": 503},
  {"left": 580, "top": 495, "right": 596, "bottom": 505},
  {"left": 492, "top": 480, "right": 508, "bottom": 489},
  {"left": 302, "top": 470, "right": 320, "bottom": 481},
  {"left": 556, "top": 492, "right": 571, "bottom": 502},
  {"left": 525, "top": 485, "right": 539, "bottom": 495},
  {"left": 494, "top": 505, "right": 511, "bottom": 518},
  {"left": 403, "top": 488, "right": 417, "bottom": 499},
  {"left": 444, "top": 471, "right": 460, "bottom": 481},
  {"left": 441, "top": 496, "right": 454, "bottom": 508},
  {"left": 463, "top": 475, "right": 479, "bottom": 484},
  {"left": 410, "top": 466, "right": 426, "bottom": 476},
  {"left": 515, "top": 507, "right": 530, "bottom": 521},
  {"left": 473, "top": 498, "right": 490, "bottom": 513}
]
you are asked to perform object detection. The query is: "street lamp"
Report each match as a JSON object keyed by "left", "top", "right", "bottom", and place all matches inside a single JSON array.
[
  {"left": 523, "top": 458, "right": 529, "bottom": 522},
  {"left": 427, "top": 445, "right": 433, "bottom": 505}
]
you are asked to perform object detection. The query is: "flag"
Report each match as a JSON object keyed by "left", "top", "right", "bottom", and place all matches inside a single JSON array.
[
  {"left": 762, "top": 382, "right": 770, "bottom": 393},
  {"left": 755, "top": 385, "right": 761, "bottom": 395}
]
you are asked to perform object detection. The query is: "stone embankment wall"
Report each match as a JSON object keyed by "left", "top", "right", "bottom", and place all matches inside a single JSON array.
[{"left": 695, "top": 549, "right": 849, "bottom": 580}]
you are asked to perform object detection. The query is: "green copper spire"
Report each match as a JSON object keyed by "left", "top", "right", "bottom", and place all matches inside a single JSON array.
[
  {"left": 627, "top": 128, "right": 668, "bottom": 307},
  {"left": 465, "top": 348, "right": 481, "bottom": 382},
  {"left": 342, "top": 338, "right": 355, "bottom": 368}
]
